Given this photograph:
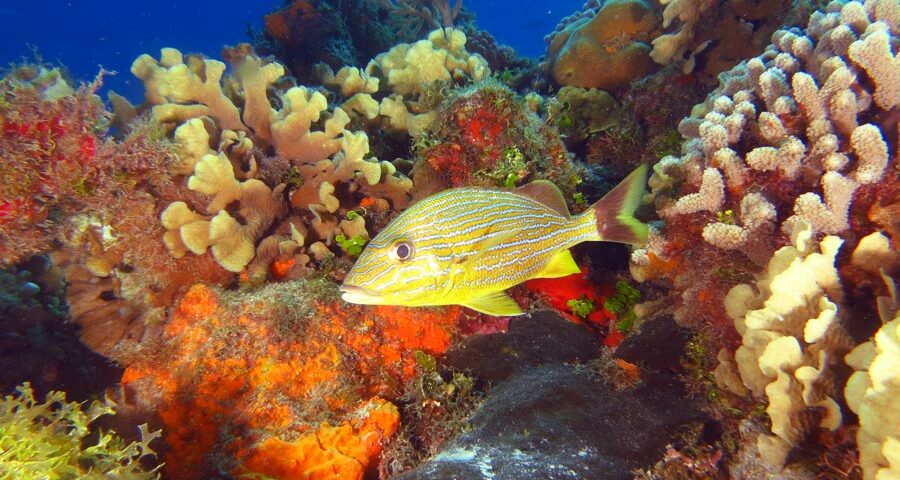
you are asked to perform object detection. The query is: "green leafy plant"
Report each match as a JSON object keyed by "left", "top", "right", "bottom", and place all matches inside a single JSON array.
[
  {"left": 335, "top": 234, "right": 367, "bottom": 257},
  {"left": 0, "top": 382, "right": 161, "bottom": 479},
  {"left": 567, "top": 295, "right": 596, "bottom": 319},
  {"left": 502, "top": 172, "right": 518, "bottom": 188},
  {"left": 573, "top": 192, "right": 586, "bottom": 206},
  {"left": 716, "top": 209, "right": 735, "bottom": 224},
  {"left": 603, "top": 280, "right": 641, "bottom": 333}
]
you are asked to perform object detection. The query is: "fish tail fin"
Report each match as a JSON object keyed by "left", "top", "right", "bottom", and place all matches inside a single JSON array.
[{"left": 590, "top": 164, "right": 649, "bottom": 245}]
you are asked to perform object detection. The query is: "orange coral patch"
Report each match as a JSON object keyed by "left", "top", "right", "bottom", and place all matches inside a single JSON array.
[
  {"left": 122, "top": 284, "right": 460, "bottom": 478},
  {"left": 241, "top": 399, "right": 400, "bottom": 480},
  {"left": 271, "top": 257, "right": 297, "bottom": 279}
]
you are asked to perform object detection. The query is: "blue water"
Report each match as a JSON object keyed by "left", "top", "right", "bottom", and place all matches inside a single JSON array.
[{"left": 4, "top": 1, "right": 582, "bottom": 102}]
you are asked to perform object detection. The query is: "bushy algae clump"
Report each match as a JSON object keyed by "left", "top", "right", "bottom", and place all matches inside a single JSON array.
[{"left": 0, "top": 382, "right": 160, "bottom": 479}]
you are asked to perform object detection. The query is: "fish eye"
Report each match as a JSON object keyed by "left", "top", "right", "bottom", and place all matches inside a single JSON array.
[{"left": 390, "top": 241, "right": 414, "bottom": 262}]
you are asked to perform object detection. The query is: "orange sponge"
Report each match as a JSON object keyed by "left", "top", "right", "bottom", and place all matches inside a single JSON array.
[{"left": 241, "top": 399, "right": 400, "bottom": 480}]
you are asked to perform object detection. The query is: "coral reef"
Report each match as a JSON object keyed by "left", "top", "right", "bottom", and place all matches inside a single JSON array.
[
  {"left": 369, "top": 0, "right": 465, "bottom": 31},
  {"left": 333, "top": 27, "right": 490, "bottom": 138},
  {"left": 546, "top": 85, "right": 621, "bottom": 147},
  {"left": 0, "top": 64, "right": 229, "bottom": 358},
  {"left": 544, "top": 0, "right": 660, "bottom": 90},
  {"left": 5, "top": 0, "right": 900, "bottom": 478}
]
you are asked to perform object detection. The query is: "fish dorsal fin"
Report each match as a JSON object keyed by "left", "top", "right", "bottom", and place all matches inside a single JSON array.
[
  {"left": 455, "top": 228, "right": 520, "bottom": 264},
  {"left": 462, "top": 291, "right": 524, "bottom": 316},
  {"left": 535, "top": 249, "right": 582, "bottom": 279},
  {"left": 515, "top": 180, "right": 570, "bottom": 217}
]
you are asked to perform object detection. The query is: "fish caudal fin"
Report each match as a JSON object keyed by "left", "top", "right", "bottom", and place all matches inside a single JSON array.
[{"left": 592, "top": 164, "right": 649, "bottom": 245}]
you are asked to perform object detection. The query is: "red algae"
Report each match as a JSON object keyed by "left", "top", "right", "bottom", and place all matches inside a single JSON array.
[{"left": 524, "top": 268, "right": 625, "bottom": 346}]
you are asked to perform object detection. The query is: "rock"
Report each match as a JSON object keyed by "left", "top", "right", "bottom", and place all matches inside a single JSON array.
[
  {"left": 396, "top": 363, "right": 700, "bottom": 480},
  {"left": 444, "top": 310, "right": 601, "bottom": 383},
  {"left": 614, "top": 315, "right": 691, "bottom": 372}
]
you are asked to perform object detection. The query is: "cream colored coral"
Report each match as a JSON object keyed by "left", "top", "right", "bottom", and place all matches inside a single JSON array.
[
  {"left": 717, "top": 222, "right": 849, "bottom": 467},
  {"left": 163, "top": 150, "right": 282, "bottom": 272},
  {"left": 172, "top": 118, "right": 214, "bottom": 175},
  {"left": 132, "top": 48, "right": 243, "bottom": 130},
  {"left": 271, "top": 87, "right": 349, "bottom": 163},
  {"left": 160, "top": 201, "right": 209, "bottom": 258},
  {"left": 662, "top": 167, "right": 725, "bottom": 216},
  {"left": 851, "top": 231, "right": 899, "bottom": 274},
  {"left": 784, "top": 171, "right": 858, "bottom": 235},
  {"left": 851, "top": 123, "right": 890, "bottom": 184},
  {"left": 341, "top": 93, "right": 381, "bottom": 120},
  {"left": 365, "top": 28, "right": 489, "bottom": 97},
  {"left": 318, "top": 65, "right": 380, "bottom": 97},
  {"left": 845, "top": 311, "right": 900, "bottom": 480},
  {"left": 235, "top": 56, "right": 285, "bottom": 143},
  {"left": 702, "top": 193, "right": 776, "bottom": 251},
  {"left": 849, "top": 23, "right": 900, "bottom": 110},
  {"left": 378, "top": 96, "right": 437, "bottom": 136},
  {"left": 208, "top": 211, "right": 256, "bottom": 273},
  {"left": 189, "top": 153, "right": 243, "bottom": 213},
  {"left": 290, "top": 129, "right": 411, "bottom": 215},
  {"left": 650, "top": 0, "right": 709, "bottom": 68}
]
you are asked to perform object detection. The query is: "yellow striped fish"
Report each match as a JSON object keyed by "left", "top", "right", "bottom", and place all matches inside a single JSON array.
[{"left": 340, "top": 165, "right": 649, "bottom": 316}]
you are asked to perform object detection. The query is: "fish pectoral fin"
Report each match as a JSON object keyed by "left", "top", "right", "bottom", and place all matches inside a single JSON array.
[
  {"left": 462, "top": 291, "right": 524, "bottom": 316},
  {"left": 534, "top": 249, "right": 582, "bottom": 279},
  {"left": 454, "top": 228, "right": 520, "bottom": 264}
]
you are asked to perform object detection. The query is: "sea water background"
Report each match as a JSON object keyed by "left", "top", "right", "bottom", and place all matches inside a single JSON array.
[{"left": 3, "top": 1, "right": 582, "bottom": 101}]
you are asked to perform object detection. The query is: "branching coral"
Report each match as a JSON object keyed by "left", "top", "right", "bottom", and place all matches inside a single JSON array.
[
  {"left": 632, "top": 0, "right": 898, "bottom": 332},
  {"left": 621, "top": 2, "right": 899, "bottom": 474},
  {"left": 651, "top": 0, "right": 808, "bottom": 77}
]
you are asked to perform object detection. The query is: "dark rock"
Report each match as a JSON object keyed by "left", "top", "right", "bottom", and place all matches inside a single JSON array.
[
  {"left": 444, "top": 310, "right": 601, "bottom": 383},
  {"left": 396, "top": 363, "right": 700, "bottom": 480},
  {"left": 614, "top": 316, "right": 691, "bottom": 373}
]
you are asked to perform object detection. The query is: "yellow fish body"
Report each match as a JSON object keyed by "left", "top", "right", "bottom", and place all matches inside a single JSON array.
[{"left": 340, "top": 165, "right": 649, "bottom": 316}]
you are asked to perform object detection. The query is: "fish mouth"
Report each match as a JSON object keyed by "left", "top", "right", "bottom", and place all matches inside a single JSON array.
[{"left": 339, "top": 284, "right": 383, "bottom": 305}]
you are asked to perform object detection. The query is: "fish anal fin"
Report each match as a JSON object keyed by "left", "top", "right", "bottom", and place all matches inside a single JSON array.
[
  {"left": 462, "top": 291, "right": 524, "bottom": 316},
  {"left": 535, "top": 249, "right": 582, "bottom": 279},
  {"left": 455, "top": 228, "right": 520, "bottom": 264},
  {"left": 515, "top": 180, "right": 570, "bottom": 217}
]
